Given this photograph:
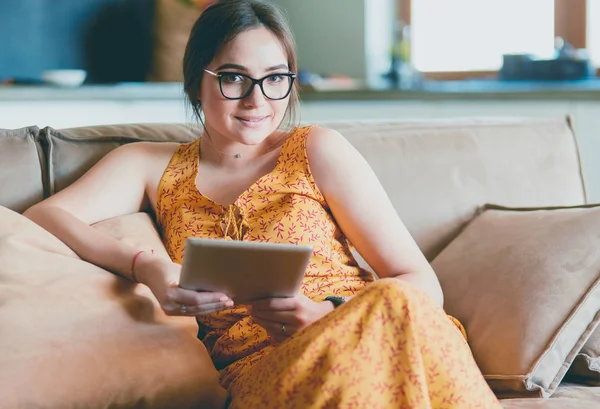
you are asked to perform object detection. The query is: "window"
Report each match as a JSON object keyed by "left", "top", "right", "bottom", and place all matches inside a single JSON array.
[
  {"left": 411, "top": 0, "right": 555, "bottom": 72},
  {"left": 587, "top": 0, "right": 600, "bottom": 65},
  {"left": 402, "top": 0, "right": 593, "bottom": 78}
]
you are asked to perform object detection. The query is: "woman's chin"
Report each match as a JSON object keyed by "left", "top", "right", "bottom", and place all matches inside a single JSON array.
[{"left": 231, "top": 119, "right": 276, "bottom": 143}]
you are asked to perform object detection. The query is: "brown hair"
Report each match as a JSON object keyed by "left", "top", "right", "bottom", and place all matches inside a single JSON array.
[{"left": 183, "top": 0, "right": 300, "bottom": 130}]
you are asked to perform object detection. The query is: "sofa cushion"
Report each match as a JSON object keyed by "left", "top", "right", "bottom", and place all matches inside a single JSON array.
[
  {"left": 0, "top": 206, "right": 227, "bottom": 409},
  {"left": 431, "top": 204, "right": 600, "bottom": 398},
  {"left": 551, "top": 383, "right": 600, "bottom": 402},
  {"left": 567, "top": 330, "right": 600, "bottom": 385},
  {"left": 0, "top": 127, "right": 45, "bottom": 213},
  {"left": 42, "top": 123, "right": 199, "bottom": 195},
  {"left": 501, "top": 383, "right": 600, "bottom": 408},
  {"left": 501, "top": 397, "right": 599, "bottom": 409}
]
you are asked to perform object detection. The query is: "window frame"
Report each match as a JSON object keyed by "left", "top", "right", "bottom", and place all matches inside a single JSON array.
[{"left": 399, "top": 0, "right": 588, "bottom": 80}]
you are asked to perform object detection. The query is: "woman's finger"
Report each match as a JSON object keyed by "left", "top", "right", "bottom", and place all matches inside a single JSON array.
[
  {"left": 169, "top": 286, "right": 232, "bottom": 306},
  {"left": 163, "top": 300, "right": 234, "bottom": 316},
  {"left": 162, "top": 286, "right": 233, "bottom": 315}
]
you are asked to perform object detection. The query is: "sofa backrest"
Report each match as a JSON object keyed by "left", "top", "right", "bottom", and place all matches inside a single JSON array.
[
  {"left": 0, "top": 127, "right": 46, "bottom": 213},
  {"left": 44, "top": 123, "right": 199, "bottom": 195},
  {"left": 0, "top": 124, "right": 197, "bottom": 213},
  {"left": 0, "top": 117, "right": 586, "bottom": 260},
  {"left": 321, "top": 117, "right": 586, "bottom": 259}
]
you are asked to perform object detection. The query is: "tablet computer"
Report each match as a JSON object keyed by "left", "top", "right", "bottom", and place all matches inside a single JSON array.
[{"left": 179, "top": 237, "right": 313, "bottom": 303}]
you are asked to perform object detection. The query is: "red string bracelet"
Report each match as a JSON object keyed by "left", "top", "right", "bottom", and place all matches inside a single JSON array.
[{"left": 131, "top": 249, "right": 154, "bottom": 283}]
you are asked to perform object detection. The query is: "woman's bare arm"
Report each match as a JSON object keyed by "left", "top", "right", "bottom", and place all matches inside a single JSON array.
[
  {"left": 23, "top": 142, "right": 176, "bottom": 280},
  {"left": 306, "top": 127, "right": 444, "bottom": 306},
  {"left": 24, "top": 141, "right": 234, "bottom": 315}
]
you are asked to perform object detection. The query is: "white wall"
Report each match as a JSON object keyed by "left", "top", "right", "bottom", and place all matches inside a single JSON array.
[
  {"left": 273, "top": 0, "right": 396, "bottom": 82},
  {"left": 365, "top": 0, "right": 396, "bottom": 85},
  {"left": 272, "top": 0, "right": 368, "bottom": 79}
]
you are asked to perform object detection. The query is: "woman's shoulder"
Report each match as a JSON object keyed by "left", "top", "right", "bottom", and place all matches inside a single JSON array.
[
  {"left": 303, "top": 125, "right": 368, "bottom": 186},
  {"left": 285, "top": 125, "right": 350, "bottom": 152},
  {"left": 106, "top": 140, "right": 192, "bottom": 180},
  {"left": 304, "top": 125, "right": 355, "bottom": 161},
  {"left": 304, "top": 125, "right": 344, "bottom": 139}
]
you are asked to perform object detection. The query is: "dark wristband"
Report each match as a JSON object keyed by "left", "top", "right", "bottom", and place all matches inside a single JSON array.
[{"left": 324, "top": 295, "right": 348, "bottom": 308}]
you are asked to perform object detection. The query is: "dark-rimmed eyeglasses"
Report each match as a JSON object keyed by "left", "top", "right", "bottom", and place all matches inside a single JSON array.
[{"left": 204, "top": 69, "right": 296, "bottom": 100}]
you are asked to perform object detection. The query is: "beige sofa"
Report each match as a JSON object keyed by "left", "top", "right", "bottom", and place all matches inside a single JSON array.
[{"left": 1, "top": 117, "right": 600, "bottom": 409}]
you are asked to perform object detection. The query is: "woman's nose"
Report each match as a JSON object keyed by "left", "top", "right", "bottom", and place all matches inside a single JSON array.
[{"left": 242, "top": 83, "right": 267, "bottom": 107}]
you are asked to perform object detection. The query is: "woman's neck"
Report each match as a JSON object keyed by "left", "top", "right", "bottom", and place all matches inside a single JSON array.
[{"left": 200, "top": 128, "right": 289, "bottom": 167}]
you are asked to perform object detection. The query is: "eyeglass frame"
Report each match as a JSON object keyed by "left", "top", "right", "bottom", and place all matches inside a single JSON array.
[{"left": 203, "top": 69, "right": 297, "bottom": 101}]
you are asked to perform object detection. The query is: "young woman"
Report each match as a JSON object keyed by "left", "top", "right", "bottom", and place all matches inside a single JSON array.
[{"left": 25, "top": 1, "right": 502, "bottom": 407}]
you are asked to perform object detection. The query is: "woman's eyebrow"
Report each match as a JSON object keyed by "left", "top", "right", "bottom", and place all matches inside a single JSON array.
[
  {"left": 215, "top": 63, "right": 289, "bottom": 72},
  {"left": 215, "top": 63, "right": 247, "bottom": 71},
  {"left": 265, "top": 64, "right": 289, "bottom": 72}
]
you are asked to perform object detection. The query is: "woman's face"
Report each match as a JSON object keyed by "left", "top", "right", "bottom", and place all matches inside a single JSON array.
[{"left": 200, "top": 26, "right": 292, "bottom": 146}]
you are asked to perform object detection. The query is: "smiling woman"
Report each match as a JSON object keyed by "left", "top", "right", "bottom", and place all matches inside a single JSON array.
[
  {"left": 182, "top": 2, "right": 300, "bottom": 143},
  {"left": 186, "top": 25, "right": 296, "bottom": 154},
  {"left": 23, "top": 1, "right": 503, "bottom": 408}
]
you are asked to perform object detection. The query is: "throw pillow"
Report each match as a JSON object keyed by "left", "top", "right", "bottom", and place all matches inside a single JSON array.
[
  {"left": 0, "top": 207, "right": 227, "bottom": 409},
  {"left": 431, "top": 203, "right": 600, "bottom": 398}
]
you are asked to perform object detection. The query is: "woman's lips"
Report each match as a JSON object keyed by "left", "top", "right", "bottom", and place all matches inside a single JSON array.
[{"left": 236, "top": 116, "right": 268, "bottom": 128}]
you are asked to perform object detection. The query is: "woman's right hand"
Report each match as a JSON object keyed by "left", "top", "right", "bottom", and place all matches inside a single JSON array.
[{"left": 133, "top": 252, "right": 234, "bottom": 316}]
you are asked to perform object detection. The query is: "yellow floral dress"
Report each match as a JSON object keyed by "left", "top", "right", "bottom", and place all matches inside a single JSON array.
[{"left": 156, "top": 126, "right": 502, "bottom": 408}]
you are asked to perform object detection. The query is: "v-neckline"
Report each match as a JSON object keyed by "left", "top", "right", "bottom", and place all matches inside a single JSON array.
[{"left": 191, "top": 129, "right": 296, "bottom": 210}]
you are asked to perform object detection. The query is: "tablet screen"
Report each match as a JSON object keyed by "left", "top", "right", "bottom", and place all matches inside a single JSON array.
[{"left": 179, "top": 238, "right": 313, "bottom": 303}]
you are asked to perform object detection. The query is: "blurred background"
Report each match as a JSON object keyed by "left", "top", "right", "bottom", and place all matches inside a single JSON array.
[
  {"left": 0, "top": 1, "right": 599, "bottom": 136},
  {"left": 3, "top": 0, "right": 600, "bottom": 199},
  {"left": 1, "top": 0, "right": 597, "bottom": 86}
]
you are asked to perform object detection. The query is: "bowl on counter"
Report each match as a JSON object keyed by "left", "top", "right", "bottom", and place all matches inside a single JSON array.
[{"left": 41, "top": 70, "right": 87, "bottom": 87}]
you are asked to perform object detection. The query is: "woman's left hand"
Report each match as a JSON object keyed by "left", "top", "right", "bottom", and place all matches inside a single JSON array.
[{"left": 249, "top": 294, "right": 334, "bottom": 342}]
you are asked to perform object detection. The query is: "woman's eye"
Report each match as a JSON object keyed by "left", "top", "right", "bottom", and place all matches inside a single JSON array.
[
  {"left": 266, "top": 75, "right": 284, "bottom": 84},
  {"left": 222, "top": 74, "right": 244, "bottom": 83}
]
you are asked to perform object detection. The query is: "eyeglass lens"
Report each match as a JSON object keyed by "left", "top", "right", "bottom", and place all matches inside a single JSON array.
[{"left": 220, "top": 73, "right": 293, "bottom": 99}]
